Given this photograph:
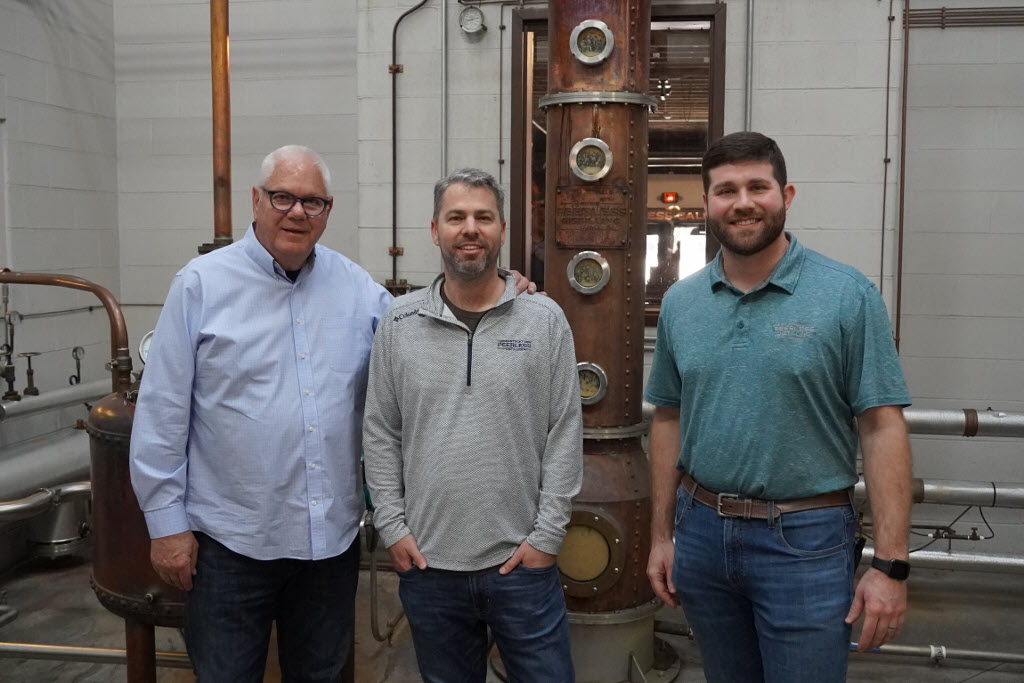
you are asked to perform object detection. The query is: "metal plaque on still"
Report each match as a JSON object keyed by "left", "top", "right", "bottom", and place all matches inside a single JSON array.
[{"left": 554, "top": 186, "right": 630, "bottom": 248}]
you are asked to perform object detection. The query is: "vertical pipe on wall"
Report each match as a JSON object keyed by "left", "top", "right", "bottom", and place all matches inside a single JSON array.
[
  {"left": 441, "top": 0, "right": 448, "bottom": 175},
  {"left": 895, "top": 0, "right": 910, "bottom": 350},
  {"left": 205, "top": 0, "right": 233, "bottom": 253},
  {"left": 879, "top": 0, "right": 895, "bottom": 296},
  {"left": 744, "top": 0, "right": 754, "bottom": 131}
]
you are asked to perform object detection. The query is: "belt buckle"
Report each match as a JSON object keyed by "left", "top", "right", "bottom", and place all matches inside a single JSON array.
[{"left": 715, "top": 492, "right": 742, "bottom": 518}]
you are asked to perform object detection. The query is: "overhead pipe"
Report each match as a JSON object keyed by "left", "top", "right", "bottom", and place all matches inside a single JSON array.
[
  {"left": 0, "top": 481, "right": 91, "bottom": 524},
  {"left": 0, "top": 273, "right": 132, "bottom": 394},
  {"left": 200, "top": 0, "right": 233, "bottom": 254},
  {"left": 1, "top": 380, "right": 109, "bottom": 421},
  {"left": 862, "top": 546, "right": 1024, "bottom": 575},
  {"left": 0, "top": 642, "right": 191, "bottom": 669}
]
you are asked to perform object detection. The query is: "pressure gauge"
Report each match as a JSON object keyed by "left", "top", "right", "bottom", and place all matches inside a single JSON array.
[
  {"left": 577, "top": 362, "right": 608, "bottom": 405},
  {"left": 569, "top": 137, "right": 612, "bottom": 182},
  {"left": 459, "top": 6, "right": 486, "bottom": 34},
  {"left": 569, "top": 20, "right": 614, "bottom": 65},
  {"left": 139, "top": 330, "right": 154, "bottom": 364},
  {"left": 6, "top": 311, "right": 22, "bottom": 326},
  {"left": 567, "top": 251, "right": 611, "bottom": 295},
  {"left": 72, "top": 346, "right": 85, "bottom": 360}
]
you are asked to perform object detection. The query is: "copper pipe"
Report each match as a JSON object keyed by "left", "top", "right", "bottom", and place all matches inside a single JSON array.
[
  {"left": 894, "top": 0, "right": 910, "bottom": 350},
  {"left": 206, "top": 0, "right": 233, "bottom": 252},
  {"left": 125, "top": 618, "right": 157, "bottom": 683},
  {"left": 0, "top": 272, "right": 132, "bottom": 393}
]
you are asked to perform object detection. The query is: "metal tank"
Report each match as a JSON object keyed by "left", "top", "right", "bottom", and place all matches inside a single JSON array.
[
  {"left": 539, "top": 2, "right": 677, "bottom": 681},
  {"left": 0, "top": 271, "right": 183, "bottom": 683}
]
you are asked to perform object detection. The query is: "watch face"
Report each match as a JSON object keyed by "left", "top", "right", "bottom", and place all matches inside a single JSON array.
[{"left": 873, "top": 556, "right": 910, "bottom": 580}]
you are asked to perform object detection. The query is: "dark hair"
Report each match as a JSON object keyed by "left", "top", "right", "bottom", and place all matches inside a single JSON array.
[
  {"left": 433, "top": 168, "right": 506, "bottom": 224},
  {"left": 701, "top": 132, "right": 787, "bottom": 192}
]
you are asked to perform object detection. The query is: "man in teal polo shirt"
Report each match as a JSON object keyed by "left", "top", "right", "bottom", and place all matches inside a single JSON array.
[{"left": 645, "top": 132, "right": 913, "bottom": 682}]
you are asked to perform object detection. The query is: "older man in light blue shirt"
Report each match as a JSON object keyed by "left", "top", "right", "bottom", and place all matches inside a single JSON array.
[{"left": 131, "top": 145, "right": 391, "bottom": 682}]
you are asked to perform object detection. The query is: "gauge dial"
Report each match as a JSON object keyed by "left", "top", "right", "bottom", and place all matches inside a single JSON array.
[
  {"left": 139, "top": 330, "right": 154, "bottom": 364},
  {"left": 7, "top": 311, "right": 22, "bottom": 326},
  {"left": 567, "top": 251, "right": 611, "bottom": 294},
  {"left": 459, "top": 6, "right": 486, "bottom": 34},
  {"left": 577, "top": 362, "right": 608, "bottom": 405}
]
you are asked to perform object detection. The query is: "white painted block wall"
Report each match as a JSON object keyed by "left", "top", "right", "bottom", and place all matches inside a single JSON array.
[{"left": 0, "top": 0, "right": 117, "bottom": 448}]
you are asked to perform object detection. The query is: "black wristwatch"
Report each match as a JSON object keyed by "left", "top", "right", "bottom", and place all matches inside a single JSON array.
[{"left": 871, "top": 556, "right": 911, "bottom": 580}]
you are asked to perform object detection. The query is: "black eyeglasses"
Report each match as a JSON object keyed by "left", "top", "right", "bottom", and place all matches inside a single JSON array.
[{"left": 261, "top": 187, "right": 331, "bottom": 218}]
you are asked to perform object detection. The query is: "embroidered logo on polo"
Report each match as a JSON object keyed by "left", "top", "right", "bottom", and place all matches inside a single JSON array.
[
  {"left": 773, "top": 322, "right": 815, "bottom": 339},
  {"left": 497, "top": 340, "right": 532, "bottom": 351}
]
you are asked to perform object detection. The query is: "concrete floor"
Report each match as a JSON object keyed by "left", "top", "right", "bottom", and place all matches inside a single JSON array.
[{"left": 0, "top": 550, "right": 1022, "bottom": 682}]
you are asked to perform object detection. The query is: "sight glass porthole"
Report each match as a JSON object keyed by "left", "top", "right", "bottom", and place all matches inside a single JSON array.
[
  {"left": 577, "top": 362, "right": 608, "bottom": 405},
  {"left": 567, "top": 251, "right": 611, "bottom": 295},
  {"left": 569, "top": 138, "right": 612, "bottom": 182},
  {"left": 569, "top": 20, "right": 614, "bottom": 65}
]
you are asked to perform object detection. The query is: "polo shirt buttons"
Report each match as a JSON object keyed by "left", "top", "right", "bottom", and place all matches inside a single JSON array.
[{"left": 738, "top": 321, "right": 745, "bottom": 329}]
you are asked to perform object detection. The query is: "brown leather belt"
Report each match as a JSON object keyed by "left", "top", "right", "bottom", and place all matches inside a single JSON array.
[{"left": 681, "top": 471, "right": 852, "bottom": 520}]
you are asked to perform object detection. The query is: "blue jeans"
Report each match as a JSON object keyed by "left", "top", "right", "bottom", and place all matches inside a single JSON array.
[
  {"left": 185, "top": 532, "right": 359, "bottom": 682},
  {"left": 672, "top": 484, "right": 857, "bottom": 683},
  {"left": 398, "top": 563, "right": 574, "bottom": 683}
]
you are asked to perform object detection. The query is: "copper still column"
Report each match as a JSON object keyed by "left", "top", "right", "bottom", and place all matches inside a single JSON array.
[{"left": 541, "top": 2, "right": 676, "bottom": 681}]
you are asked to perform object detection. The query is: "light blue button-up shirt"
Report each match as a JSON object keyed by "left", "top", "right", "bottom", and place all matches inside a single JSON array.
[{"left": 130, "top": 226, "right": 392, "bottom": 560}]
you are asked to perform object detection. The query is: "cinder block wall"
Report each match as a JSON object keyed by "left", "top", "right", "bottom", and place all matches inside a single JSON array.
[
  {"left": 115, "top": 0, "right": 360, "bottom": 356},
  {"left": 898, "top": 0, "right": 1024, "bottom": 553},
  {"left": 0, "top": 0, "right": 117, "bottom": 447}
]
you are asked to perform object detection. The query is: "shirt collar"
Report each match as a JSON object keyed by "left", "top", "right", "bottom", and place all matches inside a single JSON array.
[
  {"left": 242, "top": 223, "right": 317, "bottom": 280},
  {"left": 708, "top": 232, "right": 804, "bottom": 295}
]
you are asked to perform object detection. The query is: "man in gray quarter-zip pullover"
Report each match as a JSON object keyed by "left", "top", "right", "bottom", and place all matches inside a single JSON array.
[{"left": 363, "top": 168, "right": 582, "bottom": 683}]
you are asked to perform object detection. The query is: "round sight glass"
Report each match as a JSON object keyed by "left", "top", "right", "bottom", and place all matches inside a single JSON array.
[
  {"left": 576, "top": 146, "right": 606, "bottom": 175},
  {"left": 577, "top": 27, "right": 607, "bottom": 57},
  {"left": 263, "top": 188, "right": 329, "bottom": 217}
]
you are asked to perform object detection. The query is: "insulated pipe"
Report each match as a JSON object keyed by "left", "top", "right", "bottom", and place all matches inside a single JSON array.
[
  {"left": 854, "top": 478, "right": 1024, "bottom": 508},
  {"left": 903, "top": 407, "right": 1024, "bottom": 438},
  {"left": 862, "top": 546, "right": 1024, "bottom": 575},
  {"left": 208, "top": 0, "right": 232, "bottom": 249},
  {"left": 0, "top": 379, "right": 109, "bottom": 421},
  {"left": 0, "top": 642, "right": 191, "bottom": 668},
  {"left": 0, "top": 481, "right": 91, "bottom": 523},
  {"left": 0, "top": 430, "right": 89, "bottom": 500},
  {"left": 642, "top": 402, "right": 1024, "bottom": 438},
  {"left": 0, "top": 273, "right": 131, "bottom": 393}
]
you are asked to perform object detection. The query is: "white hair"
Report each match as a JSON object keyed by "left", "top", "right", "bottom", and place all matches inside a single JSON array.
[{"left": 258, "top": 145, "right": 332, "bottom": 193}]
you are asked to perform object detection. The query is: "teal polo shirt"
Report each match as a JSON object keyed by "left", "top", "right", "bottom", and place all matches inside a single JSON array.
[{"left": 644, "top": 234, "right": 911, "bottom": 499}]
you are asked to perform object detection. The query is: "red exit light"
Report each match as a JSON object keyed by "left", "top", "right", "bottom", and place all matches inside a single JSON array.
[{"left": 660, "top": 192, "right": 678, "bottom": 203}]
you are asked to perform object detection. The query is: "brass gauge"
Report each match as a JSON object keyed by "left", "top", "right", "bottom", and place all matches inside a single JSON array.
[
  {"left": 569, "top": 20, "right": 614, "bottom": 65},
  {"left": 567, "top": 251, "right": 610, "bottom": 295},
  {"left": 569, "top": 137, "right": 612, "bottom": 182},
  {"left": 577, "top": 361, "right": 608, "bottom": 405}
]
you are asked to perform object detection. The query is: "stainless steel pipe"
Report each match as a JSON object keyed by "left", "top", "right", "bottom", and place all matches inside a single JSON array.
[
  {"left": 903, "top": 408, "right": 1024, "bottom": 438},
  {"left": 0, "top": 481, "right": 91, "bottom": 523},
  {"left": 862, "top": 546, "right": 1024, "bottom": 575},
  {"left": 0, "top": 379, "right": 110, "bottom": 421},
  {"left": 0, "top": 642, "right": 191, "bottom": 669},
  {"left": 0, "top": 429, "right": 89, "bottom": 500},
  {"left": 855, "top": 642, "right": 1024, "bottom": 665},
  {"left": 854, "top": 478, "right": 1024, "bottom": 509}
]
